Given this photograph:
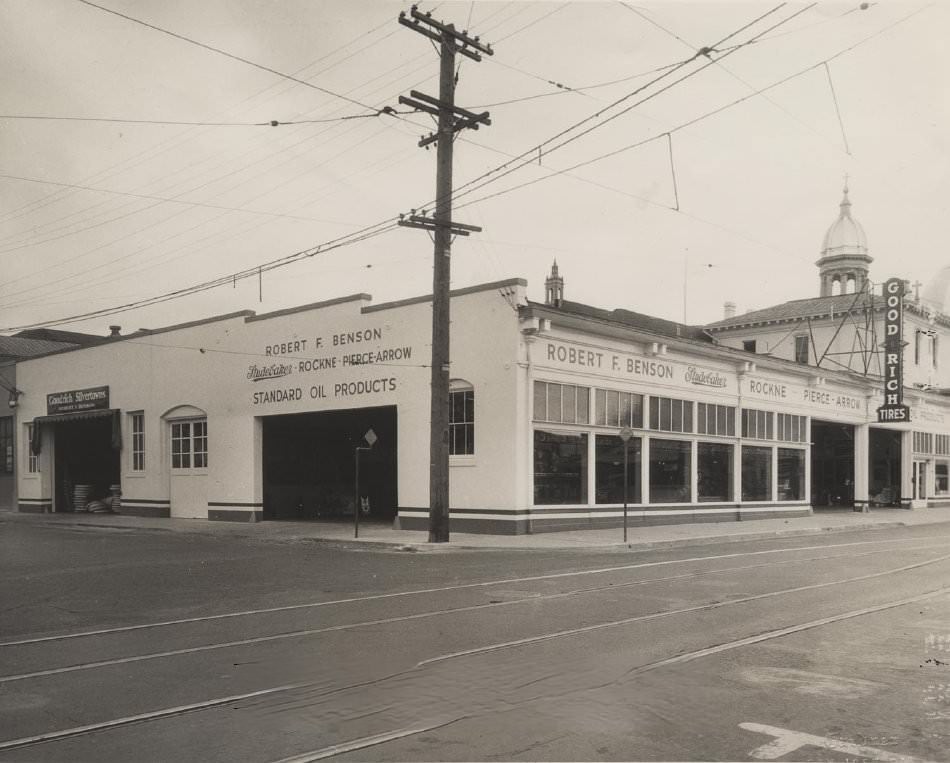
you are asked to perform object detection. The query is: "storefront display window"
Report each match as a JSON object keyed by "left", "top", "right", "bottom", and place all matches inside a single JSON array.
[
  {"left": 649, "top": 438, "right": 691, "bottom": 503},
  {"left": 534, "top": 430, "right": 588, "bottom": 504},
  {"left": 777, "top": 448, "right": 805, "bottom": 500},
  {"left": 936, "top": 461, "right": 949, "bottom": 495},
  {"left": 698, "top": 442, "right": 733, "bottom": 502},
  {"left": 595, "top": 435, "right": 641, "bottom": 504},
  {"left": 742, "top": 445, "right": 771, "bottom": 501}
]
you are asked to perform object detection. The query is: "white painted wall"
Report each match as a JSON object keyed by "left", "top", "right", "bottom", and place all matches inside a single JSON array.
[{"left": 15, "top": 283, "right": 527, "bottom": 516}]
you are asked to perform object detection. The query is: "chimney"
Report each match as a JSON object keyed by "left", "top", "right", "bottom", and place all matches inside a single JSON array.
[
  {"left": 109, "top": 325, "right": 121, "bottom": 337},
  {"left": 723, "top": 301, "right": 737, "bottom": 319}
]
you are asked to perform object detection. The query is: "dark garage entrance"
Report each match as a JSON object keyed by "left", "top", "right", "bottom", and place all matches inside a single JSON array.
[
  {"left": 869, "top": 428, "right": 902, "bottom": 507},
  {"left": 811, "top": 420, "right": 855, "bottom": 508},
  {"left": 51, "top": 412, "right": 121, "bottom": 512},
  {"left": 263, "top": 405, "right": 397, "bottom": 521}
]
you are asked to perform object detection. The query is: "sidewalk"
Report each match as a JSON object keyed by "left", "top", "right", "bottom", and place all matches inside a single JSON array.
[{"left": 4, "top": 506, "right": 950, "bottom": 552}]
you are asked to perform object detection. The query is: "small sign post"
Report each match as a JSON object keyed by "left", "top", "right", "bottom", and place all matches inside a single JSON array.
[
  {"left": 619, "top": 426, "right": 634, "bottom": 544},
  {"left": 354, "top": 428, "right": 377, "bottom": 538}
]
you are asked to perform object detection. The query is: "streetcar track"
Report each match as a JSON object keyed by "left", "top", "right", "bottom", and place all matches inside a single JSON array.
[
  {"left": 2, "top": 584, "right": 946, "bottom": 756},
  {"left": 1, "top": 535, "right": 942, "bottom": 648},
  {"left": 0, "top": 683, "right": 310, "bottom": 753},
  {"left": 2, "top": 548, "right": 948, "bottom": 685},
  {"left": 418, "top": 552, "right": 950, "bottom": 665}
]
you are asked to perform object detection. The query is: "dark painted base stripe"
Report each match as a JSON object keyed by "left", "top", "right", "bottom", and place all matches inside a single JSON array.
[
  {"left": 120, "top": 505, "right": 171, "bottom": 518},
  {"left": 18, "top": 504, "right": 50, "bottom": 514},
  {"left": 209, "top": 509, "right": 263, "bottom": 523},
  {"left": 396, "top": 507, "right": 813, "bottom": 535}
]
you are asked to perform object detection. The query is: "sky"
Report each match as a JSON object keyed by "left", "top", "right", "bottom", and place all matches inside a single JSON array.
[{"left": 0, "top": 0, "right": 947, "bottom": 336}]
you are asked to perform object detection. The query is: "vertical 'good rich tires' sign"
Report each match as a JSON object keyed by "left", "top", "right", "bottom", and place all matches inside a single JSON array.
[{"left": 877, "top": 278, "right": 910, "bottom": 423}]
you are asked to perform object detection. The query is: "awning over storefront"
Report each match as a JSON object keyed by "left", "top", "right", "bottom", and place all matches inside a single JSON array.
[{"left": 31, "top": 409, "right": 121, "bottom": 455}]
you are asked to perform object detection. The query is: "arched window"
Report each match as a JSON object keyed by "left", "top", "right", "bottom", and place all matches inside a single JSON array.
[
  {"left": 449, "top": 380, "right": 475, "bottom": 456},
  {"left": 831, "top": 277, "right": 842, "bottom": 296}
]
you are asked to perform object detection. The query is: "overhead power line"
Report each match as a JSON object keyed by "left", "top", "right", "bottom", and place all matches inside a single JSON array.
[
  {"left": 0, "top": 109, "right": 412, "bottom": 127},
  {"left": 0, "top": 173, "right": 362, "bottom": 224},
  {"left": 0, "top": 217, "right": 401, "bottom": 332},
  {"left": 0, "top": 3, "right": 795, "bottom": 331},
  {"left": 452, "top": 3, "right": 931, "bottom": 216},
  {"left": 75, "top": 0, "right": 386, "bottom": 114},
  {"left": 4, "top": 2, "right": 922, "bottom": 332},
  {"left": 441, "top": 3, "right": 805, "bottom": 213}
]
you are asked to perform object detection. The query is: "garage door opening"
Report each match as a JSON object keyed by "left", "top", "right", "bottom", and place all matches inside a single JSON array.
[
  {"left": 52, "top": 415, "right": 121, "bottom": 512},
  {"left": 263, "top": 406, "right": 397, "bottom": 522},
  {"left": 869, "top": 428, "right": 902, "bottom": 507},
  {"left": 811, "top": 420, "right": 855, "bottom": 508}
]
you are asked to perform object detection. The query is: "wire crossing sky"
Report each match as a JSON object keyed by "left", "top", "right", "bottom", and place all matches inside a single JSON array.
[{"left": 0, "top": 1, "right": 945, "bottom": 334}]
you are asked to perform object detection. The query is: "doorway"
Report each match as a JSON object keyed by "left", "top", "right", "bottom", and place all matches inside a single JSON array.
[
  {"left": 913, "top": 460, "right": 929, "bottom": 501},
  {"left": 52, "top": 415, "right": 120, "bottom": 512},
  {"left": 811, "top": 420, "right": 855, "bottom": 508},
  {"left": 869, "top": 428, "right": 902, "bottom": 506},
  {"left": 262, "top": 405, "right": 397, "bottom": 521}
]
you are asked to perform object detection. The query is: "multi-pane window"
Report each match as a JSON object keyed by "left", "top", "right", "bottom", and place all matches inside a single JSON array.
[
  {"left": 594, "top": 388, "right": 643, "bottom": 428},
  {"left": 171, "top": 419, "right": 208, "bottom": 470},
  {"left": 449, "top": 388, "right": 474, "bottom": 456},
  {"left": 913, "top": 432, "right": 934, "bottom": 454},
  {"left": 533, "top": 381, "right": 589, "bottom": 424},
  {"left": 776, "top": 414, "right": 807, "bottom": 443},
  {"left": 26, "top": 424, "right": 38, "bottom": 473},
  {"left": 696, "top": 403, "right": 736, "bottom": 436},
  {"left": 0, "top": 417, "right": 12, "bottom": 474},
  {"left": 649, "top": 396, "right": 693, "bottom": 433},
  {"left": 794, "top": 335, "right": 810, "bottom": 364},
  {"left": 741, "top": 408, "right": 774, "bottom": 440},
  {"left": 130, "top": 413, "right": 145, "bottom": 471},
  {"left": 936, "top": 435, "right": 950, "bottom": 456}
]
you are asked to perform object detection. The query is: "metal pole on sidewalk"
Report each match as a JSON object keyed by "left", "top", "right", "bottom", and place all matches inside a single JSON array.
[{"left": 620, "top": 427, "right": 634, "bottom": 544}]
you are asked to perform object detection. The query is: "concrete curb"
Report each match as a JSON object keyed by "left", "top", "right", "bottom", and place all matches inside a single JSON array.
[{"left": 1, "top": 511, "right": 938, "bottom": 553}]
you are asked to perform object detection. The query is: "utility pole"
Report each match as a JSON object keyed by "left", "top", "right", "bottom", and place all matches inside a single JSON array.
[{"left": 397, "top": 5, "right": 493, "bottom": 543}]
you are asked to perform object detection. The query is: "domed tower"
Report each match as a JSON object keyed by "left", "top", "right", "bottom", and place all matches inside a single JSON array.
[
  {"left": 817, "top": 185, "right": 872, "bottom": 296},
  {"left": 545, "top": 259, "right": 564, "bottom": 307}
]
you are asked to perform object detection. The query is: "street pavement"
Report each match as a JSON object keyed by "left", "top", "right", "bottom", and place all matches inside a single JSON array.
[{"left": 1, "top": 512, "right": 949, "bottom": 761}]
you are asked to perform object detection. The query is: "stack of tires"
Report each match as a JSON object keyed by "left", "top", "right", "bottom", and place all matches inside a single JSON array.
[{"left": 72, "top": 484, "right": 92, "bottom": 513}]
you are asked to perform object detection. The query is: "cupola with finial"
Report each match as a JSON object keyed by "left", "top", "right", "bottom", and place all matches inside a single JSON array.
[
  {"left": 816, "top": 183, "right": 872, "bottom": 297},
  {"left": 545, "top": 259, "right": 564, "bottom": 307}
]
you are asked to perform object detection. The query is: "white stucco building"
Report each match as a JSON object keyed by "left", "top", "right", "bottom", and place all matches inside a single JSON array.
[{"left": 14, "top": 253, "right": 950, "bottom": 532}]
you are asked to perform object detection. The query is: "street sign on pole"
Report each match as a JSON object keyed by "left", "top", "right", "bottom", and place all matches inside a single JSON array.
[
  {"left": 619, "top": 427, "right": 634, "bottom": 544},
  {"left": 354, "top": 429, "right": 377, "bottom": 538}
]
